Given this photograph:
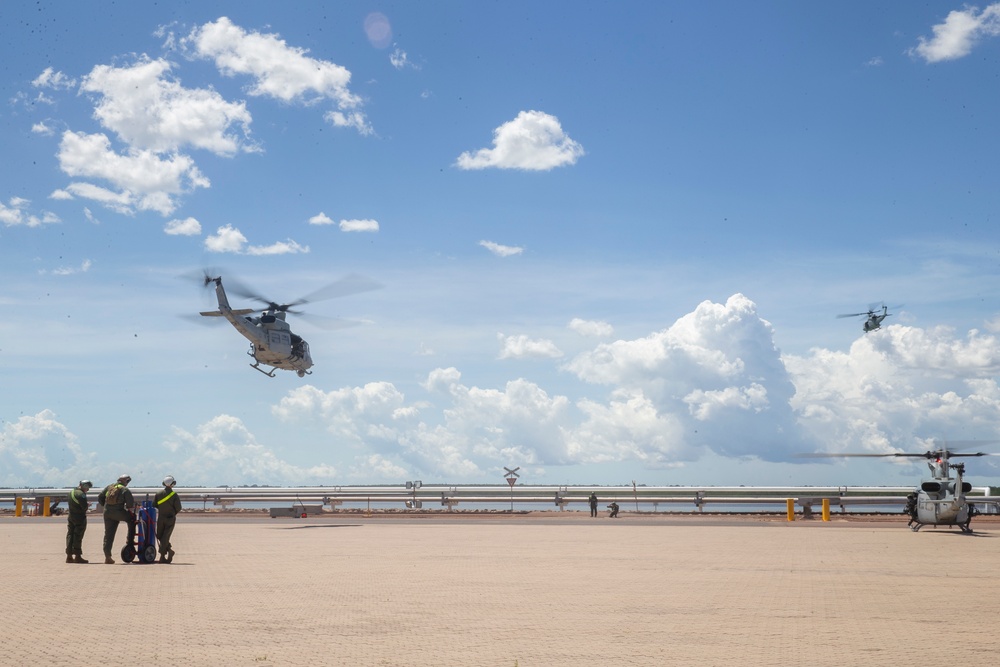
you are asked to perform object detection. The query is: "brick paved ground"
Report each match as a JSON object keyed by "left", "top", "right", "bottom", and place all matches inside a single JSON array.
[{"left": 2, "top": 512, "right": 997, "bottom": 666}]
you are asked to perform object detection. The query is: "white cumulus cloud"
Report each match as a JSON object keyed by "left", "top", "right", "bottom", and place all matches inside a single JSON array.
[
  {"left": 185, "top": 16, "right": 372, "bottom": 135},
  {"left": 340, "top": 218, "right": 379, "bottom": 232},
  {"left": 204, "top": 224, "right": 309, "bottom": 255},
  {"left": 57, "top": 130, "right": 210, "bottom": 216},
  {"left": 0, "top": 410, "right": 95, "bottom": 486},
  {"left": 164, "top": 414, "right": 337, "bottom": 485},
  {"left": 569, "top": 318, "right": 614, "bottom": 338},
  {"left": 498, "top": 333, "right": 564, "bottom": 360},
  {"left": 910, "top": 3, "right": 1000, "bottom": 62},
  {"left": 308, "top": 212, "right": 334, "bottom": 225},
  {"left": 164, "top": 217, "right": 202, "bottom": 236},
  {"left": 81, "top": 56, "right": 254, "bottom": 156},
  {"left": 0, "top": 197, "right": 60, "bottom": 228},
  {"left": 456, "top": 110, "right": 584, "bottom": 171},
  {"left": 32, "top": 67, "right": 76, "bottom": 90}
]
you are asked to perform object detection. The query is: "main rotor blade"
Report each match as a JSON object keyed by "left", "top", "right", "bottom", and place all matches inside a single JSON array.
[
  {"left": 835, "top": 312, "right": 867, "bottom": 319},
  {"left": 295, "top": 312, "right": 366, "bottom": 331},
  {"left": 795, "top": 452, "right": 918, "bottom": 459},
  {"left": 291, "top": 274, "right": 383, "bottom": 307}
]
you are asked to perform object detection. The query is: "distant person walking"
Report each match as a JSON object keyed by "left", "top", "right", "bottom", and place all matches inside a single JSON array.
[
  {"left": 589, "top": 492, "right": 598, "bottom": 518},
  {"left": 155, "top": 475, "right": 182, "bottom": 563},
  {"left": 65, "top": 480, "right": 92, "bottom": 563},
  {"left": 98, "top": 474, "right": 135, "bottom": 564}
]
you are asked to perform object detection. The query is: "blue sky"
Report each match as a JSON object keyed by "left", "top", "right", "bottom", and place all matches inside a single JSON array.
[{"left": 3, "top": 2, "right": 1000, "bottom": 489}]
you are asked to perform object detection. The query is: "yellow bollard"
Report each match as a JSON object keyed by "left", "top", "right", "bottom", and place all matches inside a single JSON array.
[
  {"left": 15, "top": 497, "right": 22, "bottom": 517},
  {"left": 786, "top": 498, "right": 795, "bottom": 521},
  {"left": 822, "top": 498, "right": 831, "bottom": 522},
  {"left": 43, "top": 497, "right": 51, "bottom": 517}
]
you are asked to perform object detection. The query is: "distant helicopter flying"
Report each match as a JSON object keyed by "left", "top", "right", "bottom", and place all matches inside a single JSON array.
[
  {"left": 197, "top": 272, "right": 380, "bottom": 377},
  {"left": 836, "top": 303, "right": 898, "bottom": 333},
  {"left": 801, "top": 443, "right": 999, "bottom": 533}
]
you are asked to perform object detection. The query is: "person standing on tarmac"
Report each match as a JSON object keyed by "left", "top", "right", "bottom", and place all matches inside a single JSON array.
[
  {"left": 155, "top": 475, "right": 182, "bottom": 563},
  {"left": 589, "top": 492, "right": 599, "bottom": 518},
  {"left": 98, "top": 474, "right": 135, "bottom": 564},
  {"left": 65, "top": 480, "right": 92, "bottom": 563}
]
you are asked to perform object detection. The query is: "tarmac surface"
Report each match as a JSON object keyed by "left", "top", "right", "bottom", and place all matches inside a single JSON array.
[{"left": 3, "top": 511, "right": 999, "bottom": 666}]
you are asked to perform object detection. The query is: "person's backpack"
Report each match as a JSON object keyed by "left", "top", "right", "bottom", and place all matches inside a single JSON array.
[{"left": 105, "top": 484, "right": 123, "bottom": 505}]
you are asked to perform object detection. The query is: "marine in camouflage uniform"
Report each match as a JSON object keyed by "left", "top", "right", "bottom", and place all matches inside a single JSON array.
[
  {"left": 154, "top": 475, "right": 182, "bottom": 563},
  {"left": 65, "top": 480, "right": 92, "bottom": 563},
  {"left": 98, "top": 474, "right": 136, "bottom": 564}
]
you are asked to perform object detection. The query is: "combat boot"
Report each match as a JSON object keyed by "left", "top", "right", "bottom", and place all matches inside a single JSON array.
[
  {"left": 158, "top": 553, "right": 168, "bottom": 563},
  {"left": 74, "top": 555, "right": 89, "bottom": 564},
  {"left": 66, "top": 554, "right": 73, "bottom": 563},
  {"left": 104, "top": 556, "right": 115, "bottom": 564},
  {"left": 167, "top": 549, "right": 175, "bottom": 563}
]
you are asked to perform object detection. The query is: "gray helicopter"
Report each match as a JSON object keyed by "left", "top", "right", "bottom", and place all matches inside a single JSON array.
[
  {"left": 836, "top": 304, "right": 897, "bottom": 333},
  {"left": 197, "top": 272, "right": 380, "bottom": 377},
  {"left": 802, "top": 445, "right": 998, "bottom": 533}
]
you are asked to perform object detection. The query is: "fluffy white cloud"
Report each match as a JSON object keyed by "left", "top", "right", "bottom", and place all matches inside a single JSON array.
[
  {"left": 569, "top": 318, "right": 614, "bottom": 338},
  {"left": 185, "top": 17, "right": 372, "bottom": 135},
  {"left": 164, "top": 216, "right": 202, "bottom": 236},
  {"left": 308, "top": 212, "right": 334, "bottom": 225},
  {"left": 911, "top": 3, "right": 1000, "bottom": 63},
  {"left": 32, "top": 67, "right": 76, "bottom": 90},
  {"left": 245, "top": 239, "right": 310, "bottom": 256},
  {"left": 81, "top": 56, "right": 254, "bottom": 155},
  {"left": 307, "top": 214, "right": 379, "bottom": 232},
  {"left": 479, "top": 240, "right": 523, "bottom": 257},
  {"left": 13, "top": 295, "right": 1000, "bottom": 487},
  {"left": 566, "top": 294, "right": 802, "bottom": 460},
  {"left": 569, "top": 390, "right": 687, "bottom": 466},
  {"left": 204, "top": 224, "right": 248, "bottom": 252},
  {"left": 204, "top": 224, "right": 309, "bottom": 255},
  {"left": 348, "top": 453, "right": 408, "bottom": 480},
  {"left": 163, "top": 414, "right": 336, "bottom": 485},
  {"left": 456, "top": 110, "right": 584, "bottom": 171},
  {"left": 340, "top": 218, "right": 379, "bottom": 232},
  {"left": 785, "top": 324, "right": 1000, "bottom": 458},
  {"left": 0, "top": 410, "right": 95, "bottom": 486},
  {"left": 57, "top": 130, "right": 210, "bottom": 215},
  {"left": 0, "top": 197, "right": 60, "bottom": 228},
  {"left": 498, "top": 333, "right": 564, "bottom": 360}
]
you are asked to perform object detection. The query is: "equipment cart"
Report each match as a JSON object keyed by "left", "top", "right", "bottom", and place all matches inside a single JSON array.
[{"left": 122, "top": 498, "right": 158, "bottom": 563}]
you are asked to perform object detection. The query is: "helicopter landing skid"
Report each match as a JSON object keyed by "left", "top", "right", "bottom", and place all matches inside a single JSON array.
[{"left": 250, "top": 362, "right": 277, "bottom": 378}]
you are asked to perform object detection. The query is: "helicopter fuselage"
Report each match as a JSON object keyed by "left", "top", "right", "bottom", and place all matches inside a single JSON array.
[
  {"left": 907, "top": 458, "right": 977, "bottom": 532},
  {"left": 201, "top": 277, "right": 313, "bottom": 377},
  {"left": 863, "top": 307, "right": 888, "bottom": 333}
]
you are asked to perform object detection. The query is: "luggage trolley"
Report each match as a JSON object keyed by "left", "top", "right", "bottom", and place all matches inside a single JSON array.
[{"left": 122, "top": 497, "right": 158, "bottom": 563}]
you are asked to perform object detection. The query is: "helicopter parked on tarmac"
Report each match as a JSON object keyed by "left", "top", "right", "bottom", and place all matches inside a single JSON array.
[
  {"left": 801, "top": 444, "right": 999, "bottom": 533},
  {"left": 197, "top": 272, "right": 380, "bottom": 377},
  {"left": 836, "top": 304, "right": 898, "bottom": 333}
]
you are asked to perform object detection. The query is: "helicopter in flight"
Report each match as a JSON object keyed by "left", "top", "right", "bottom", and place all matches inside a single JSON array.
[
  {"left": 836, "top": 304, "right": 897, "bottom": 333},
  {"left": 801, "top": 444, "right": 998, "bottom": 533},
  {"left": 197, "top": 272, "right": 380, "bottom": 377}
]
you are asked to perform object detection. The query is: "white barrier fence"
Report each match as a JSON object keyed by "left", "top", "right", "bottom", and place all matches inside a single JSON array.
[{"left": 4, "top": 484, "right": 999, "bottom": 516}]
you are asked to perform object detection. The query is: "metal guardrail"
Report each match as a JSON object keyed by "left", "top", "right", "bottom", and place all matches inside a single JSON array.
[{"left": 4, "top": 484, "right": 998, "bottom": 514}]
